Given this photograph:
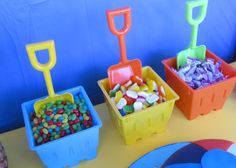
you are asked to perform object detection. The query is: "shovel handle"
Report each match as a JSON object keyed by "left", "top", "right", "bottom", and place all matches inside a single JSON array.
[
  {"left": 186, "top": 0, "right": 208, "bottom": 48},
  {"left": 106, "top": 7, "right": 131, "bottom": 63},
  {"left": 186, "top": 0, "right": 208, "bottom": 26},
  {"left": 26, "top": 40, "right": 56, "bottom": 97},
  {"left": 106, "top": 7, "right": 131, "bottom": 36}
]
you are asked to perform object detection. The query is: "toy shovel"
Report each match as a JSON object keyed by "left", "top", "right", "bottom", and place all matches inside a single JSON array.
[
  {"left": 106, "top": 7, "right": 142, "bottom": 89},
  {"left": 177, "top": 0, "right": 208, "bottom": 69},
  {"left": 26, "top": 40, "right": 74, "bottom": 113}
]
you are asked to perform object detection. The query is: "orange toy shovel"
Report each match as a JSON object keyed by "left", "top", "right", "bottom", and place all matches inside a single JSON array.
[{"left": 106, "top": 7, "right": 142, "bottom": 89}]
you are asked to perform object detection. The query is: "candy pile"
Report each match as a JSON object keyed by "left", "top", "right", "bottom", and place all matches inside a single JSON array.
[
  {"left": 30, "top": 95, "right": 93, "bottom": 145},
  {"left": 173, "top": 57, "right": 227, "bottom": 89},
  {"left": 109, "top": 75, "right": 167, "bottom": 116}
]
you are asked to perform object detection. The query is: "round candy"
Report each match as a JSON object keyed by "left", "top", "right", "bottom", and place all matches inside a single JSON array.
[
  {"left": 109, "top": 75, "right": 168, "bottom": 116},
  {"left": 126, "top": 90, "right": 138, "bottom": 99},
  {"left": 123, "top": 105, "right": 134, "bottom": 113},
  {"left": 146, "top": 94, "right": 159, "bottom": 104},
  {"left": 30, "top": 95, "right": 93, "bottom": 146},
  {"left": 133, "top": 101, "right": 143, "bottom": 112}
]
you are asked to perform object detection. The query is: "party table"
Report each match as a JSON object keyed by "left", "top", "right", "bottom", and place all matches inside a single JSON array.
[{"left": 1, "top": 62, "right": 236, "bottom": 168}]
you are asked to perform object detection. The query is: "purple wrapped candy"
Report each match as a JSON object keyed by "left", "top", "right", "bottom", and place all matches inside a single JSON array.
[
  {"left": 192, "top": 73, "right": 204, "bottom": 80},
  {"left": 178, "top": 64, "right": 191, "bottom": 74},
  {"left": 186, "top": 65, "right": 197, "bottom": 76},
  {"left": 177, "top": 72, "right": 186, "bottom": 81},
  {"left": 186, "top": 81, "right": 195, "bottom": 88},
  {"left": 185, "top": 75, "right": 193, "bottom": 83},
  {"left": 174, "top": 57, "right": 227, "bottom": 89}
]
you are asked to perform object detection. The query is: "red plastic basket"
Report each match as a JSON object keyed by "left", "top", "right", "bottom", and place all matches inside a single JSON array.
[{"left": 162, "top": 50, "right": 236, "bottom": 120}]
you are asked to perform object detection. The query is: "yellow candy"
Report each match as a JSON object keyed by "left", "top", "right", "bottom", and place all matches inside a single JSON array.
[
  {"left": 54, "top": 114, "right": 61, "bottom": 120},
  {"left": 140, "top": 84, "right": 148, "bottom": 91},
  {"left": 50, "top": 125, "right": 56, "bottom": 129},
  {"left": 36, "top": 113, "right": 41, "bottom": 118},
  {"left": 114, "top": 91, "right": 123, "bottom": 103},
  {"left": 129, "top": 83, "right": 140, "bottom": 92},
  {"left": 39, "top": 110, "right": 44, "bottom": 115},
  {"left": 147, "top": 89, "right": 154, "bottom": 94},
  {"left": 147, "top": 79, "right": 157, "bottom": 91}
]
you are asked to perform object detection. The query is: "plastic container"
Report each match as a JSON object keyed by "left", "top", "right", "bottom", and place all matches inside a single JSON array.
[
  {"left": 162, "top": 50, "right": 236, "bottom": 120},
  {"left": 98, "top": 66, "right": 179, "bottom": 145},
  {"left": 22, "top": 86, "right": 102, "bottom": 168}
]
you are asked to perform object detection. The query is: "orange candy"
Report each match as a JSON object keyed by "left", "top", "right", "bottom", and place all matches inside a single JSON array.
[
  {"left": 131, "top": 75, "right": 143, "bottom": 85},
  {"left": 158, "top": 86, "right": 166, "bottom": 97}
]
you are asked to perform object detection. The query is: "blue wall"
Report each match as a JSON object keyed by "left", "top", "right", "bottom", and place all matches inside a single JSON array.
[{"left": 0, "top": 0, "right": 236, "bottom": 132}]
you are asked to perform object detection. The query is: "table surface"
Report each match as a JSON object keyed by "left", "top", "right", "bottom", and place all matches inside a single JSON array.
[{"left": 1, "top": 62, "right": 236, "bottom": 168}]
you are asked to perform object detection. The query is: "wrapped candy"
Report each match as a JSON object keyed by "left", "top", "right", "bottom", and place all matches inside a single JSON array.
[{"left": 173, "top": 57, "right": 227, "bottom": 89}]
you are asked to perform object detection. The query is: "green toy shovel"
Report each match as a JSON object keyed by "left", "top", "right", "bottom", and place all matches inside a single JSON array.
[{"left": 177, "top": 0, "right": 208, "bottom": 69}]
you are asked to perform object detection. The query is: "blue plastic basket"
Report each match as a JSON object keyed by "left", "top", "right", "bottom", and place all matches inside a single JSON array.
[{"left": 22, "top": 86, "right": 102, "bottom": 168}]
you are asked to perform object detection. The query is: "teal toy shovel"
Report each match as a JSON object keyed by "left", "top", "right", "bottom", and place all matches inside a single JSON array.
[{"left": 177, "top": 0, "right": 208, "bottom": 69}]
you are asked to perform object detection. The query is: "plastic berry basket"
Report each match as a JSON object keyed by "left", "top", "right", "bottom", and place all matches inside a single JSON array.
[
  {"left": 98, "top": 66, "right": 179, "bottom": 145},
  {"left": 22, "top": 86, "right": 102, "bottom": 168},
  {"left": 162, "top": 50, "right": 236, "bottom": 120}
]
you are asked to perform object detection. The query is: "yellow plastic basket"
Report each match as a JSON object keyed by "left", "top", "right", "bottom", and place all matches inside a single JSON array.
[{"left": 98, "top": 66, "right": 179, "bottom": 144}]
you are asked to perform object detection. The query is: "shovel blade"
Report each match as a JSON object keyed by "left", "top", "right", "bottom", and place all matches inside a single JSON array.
[
  {"left": 177, "top": 45, "right": 206, "bottom": 68},
  {"left": 108, "top": 59, "right": 142, "bottom": 89},
  {"left": 34, "top": 93, "right": 74, "bottom": 114}
]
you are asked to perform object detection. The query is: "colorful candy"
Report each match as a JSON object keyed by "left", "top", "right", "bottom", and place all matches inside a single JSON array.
[
  {"left": 146, "top": 94, "right": 159, "bottom": 104},
  {"left": 116, "top": 98, "right": 127, "bottom": 110},
  {"left": 133, "top": 101, "right": 143, "bottom": 111},
  {"left": 173, "top": 57, "right": 227, "bottom": 89},
  {"left": 131, "top": 75, "right": 143, "bottom": 85},
  {"left": 126, "top": 90, "right": 138, "bottom": 99},
  {"left": 30, "top": 95, "right": 93, "bottom": 146},
  {"left": 109, "top": 75, "right": 167, "bottom": 116}
]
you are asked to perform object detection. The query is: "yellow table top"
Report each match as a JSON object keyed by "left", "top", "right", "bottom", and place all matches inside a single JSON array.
[{"left": 1, "top": 62, "right": 236, "bottom": 168}]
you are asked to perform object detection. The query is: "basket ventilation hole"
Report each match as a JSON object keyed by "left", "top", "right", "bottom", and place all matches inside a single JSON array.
[
  {"left": 86, "top": 141, "right": 90, "bottom": 149},
  {"left": 200, "top": 98, "right": 203, "bottom": 106},
  {"left": 136, "top": 138, "right": 142, "bottom": 142},
  {"left": 52, "top": 153, "right": 58, "bottom": 161},
  {"left": 148, "top": 118, "right": 152, "bottom": 127},
  {"left": 118, "top": 121, "right": 121, "bottom": 127},
  {"left": 223, "top": 89, "right": 227, "bottom": 98},
  {"left": 162, "top": 114, "right": 165, "bottom": 121},
  {"left": 151, "top": 132, "right": 157, "bottom": 136},
  {"left": 69, "top": 147, "right": 75, "bottom": 157},
  {"left": 133, "top": 124, "right": 136, "bottom": 131},
  {"left": 211, "top": 94, "right": 215, "bottom": 102}
]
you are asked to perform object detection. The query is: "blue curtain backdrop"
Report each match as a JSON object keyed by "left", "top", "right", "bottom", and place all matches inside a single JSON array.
[{"left": 0, "top": 0, "right": 236, "bottom": 132}]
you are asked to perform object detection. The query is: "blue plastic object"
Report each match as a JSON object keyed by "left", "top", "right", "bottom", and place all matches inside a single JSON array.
[
  {"left": 201, "top": 149, "right": 236, "bottom": 168},
  {"left": 129, "top": 142, "right": 190, "bottom": 168},
  {"left": 166, "top": 163, "right": 201, "bottom": 168},
  {"left": 22, "top": 86, "right": 102, "bottom": 168},
  {"left": 162, "top": 143, "right": 207, "bottom": 167}
]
